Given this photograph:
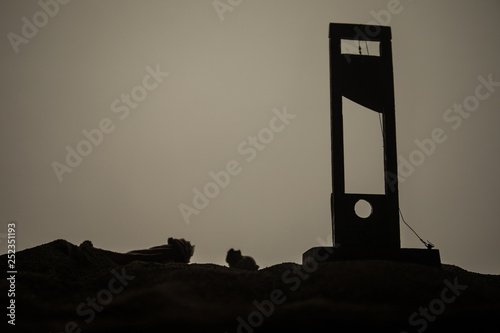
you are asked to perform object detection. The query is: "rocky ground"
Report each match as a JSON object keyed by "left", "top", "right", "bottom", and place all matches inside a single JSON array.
[{"left": 2, "top": 239, "right": 500, "bottom": 332}]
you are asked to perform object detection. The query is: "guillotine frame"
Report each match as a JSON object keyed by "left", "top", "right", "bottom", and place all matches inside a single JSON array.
[
  {"left": 303, "top": 23, "right": 441, "bottom": 267},
  {"left": 330, "top": 23, "right": 400, "bottom": 249}
]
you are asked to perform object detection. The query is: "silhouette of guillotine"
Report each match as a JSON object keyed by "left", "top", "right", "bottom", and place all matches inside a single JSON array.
[{"left": 303, "top": 23, "right": 441, "bottom": 267}]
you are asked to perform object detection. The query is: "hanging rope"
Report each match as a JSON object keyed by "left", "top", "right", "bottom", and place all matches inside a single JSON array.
[
  {"left": 378, "top": 113, "right": 384, "bottom": 143},
  {"left": 358, "top": 39, "right": 371, "bottom": 56},
  {"left": 399, "top": 209, "right": 435, "bottom": 249},
  {"left": 374, "top": 98, "right": 434, "bottom": 249}
]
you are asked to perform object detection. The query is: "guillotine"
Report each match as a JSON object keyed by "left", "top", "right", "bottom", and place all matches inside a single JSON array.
[{"left": 303, "top": 23, "right": 441, "bottom": 267}]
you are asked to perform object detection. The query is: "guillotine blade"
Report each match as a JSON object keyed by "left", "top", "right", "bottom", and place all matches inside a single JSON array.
[{"left": 341, "top": 55, "right": 384, "bottom": 113}]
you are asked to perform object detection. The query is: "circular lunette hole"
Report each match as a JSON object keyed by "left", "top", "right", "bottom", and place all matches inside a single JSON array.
[{"left": 354, "top": 199, "right": 372, "bottom": 219}]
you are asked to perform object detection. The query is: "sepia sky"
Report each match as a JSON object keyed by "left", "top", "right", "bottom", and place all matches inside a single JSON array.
[{"left": 1, "top": 0, "right": 499, "bottom": 274}]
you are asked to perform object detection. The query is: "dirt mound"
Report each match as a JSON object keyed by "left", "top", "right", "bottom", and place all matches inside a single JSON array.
[{"left": 2, "top": 239, "right": 499, "bottom": 332}]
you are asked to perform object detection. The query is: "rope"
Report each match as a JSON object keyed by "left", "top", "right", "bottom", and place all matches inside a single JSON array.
[
  {"left": 399, "top": 209, "right": 435, "bottom": 249},
  {"left": 375, "top": 102, "right": 434, "bottom": 249}
]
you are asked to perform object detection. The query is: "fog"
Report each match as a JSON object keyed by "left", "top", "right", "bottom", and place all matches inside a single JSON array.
[{"left": 1, "top": 0, "right": 499, "bottom": 274}]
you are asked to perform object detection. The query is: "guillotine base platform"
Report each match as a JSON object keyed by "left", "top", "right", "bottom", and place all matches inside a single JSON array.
[{"left": 302, "top": 246, "right": 441, "bottom": 267}]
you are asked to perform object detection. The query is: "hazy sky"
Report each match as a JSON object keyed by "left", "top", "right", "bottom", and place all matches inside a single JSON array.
[{"left": 1, "top": 0, "right": 499, "bottom": 274}]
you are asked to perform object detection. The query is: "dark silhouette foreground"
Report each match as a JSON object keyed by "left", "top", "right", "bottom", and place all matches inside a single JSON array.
[{"left": 3, "top": 239, "right": 499, "bottom": 332}]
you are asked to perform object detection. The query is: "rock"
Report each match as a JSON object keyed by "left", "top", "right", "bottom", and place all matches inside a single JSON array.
[{"left": 226, "top": 248, "right": 259, "bottom": 270}]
